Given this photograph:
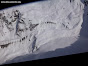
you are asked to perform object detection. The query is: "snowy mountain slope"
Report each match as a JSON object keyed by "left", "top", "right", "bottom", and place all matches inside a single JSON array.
[{"left": 0, "top": 0, "right": 87, "bottom": 65}]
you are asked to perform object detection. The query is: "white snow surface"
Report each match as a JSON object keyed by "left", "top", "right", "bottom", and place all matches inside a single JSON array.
[{"left": 0, "top": 0, "right": 87, "bottom": 65}]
